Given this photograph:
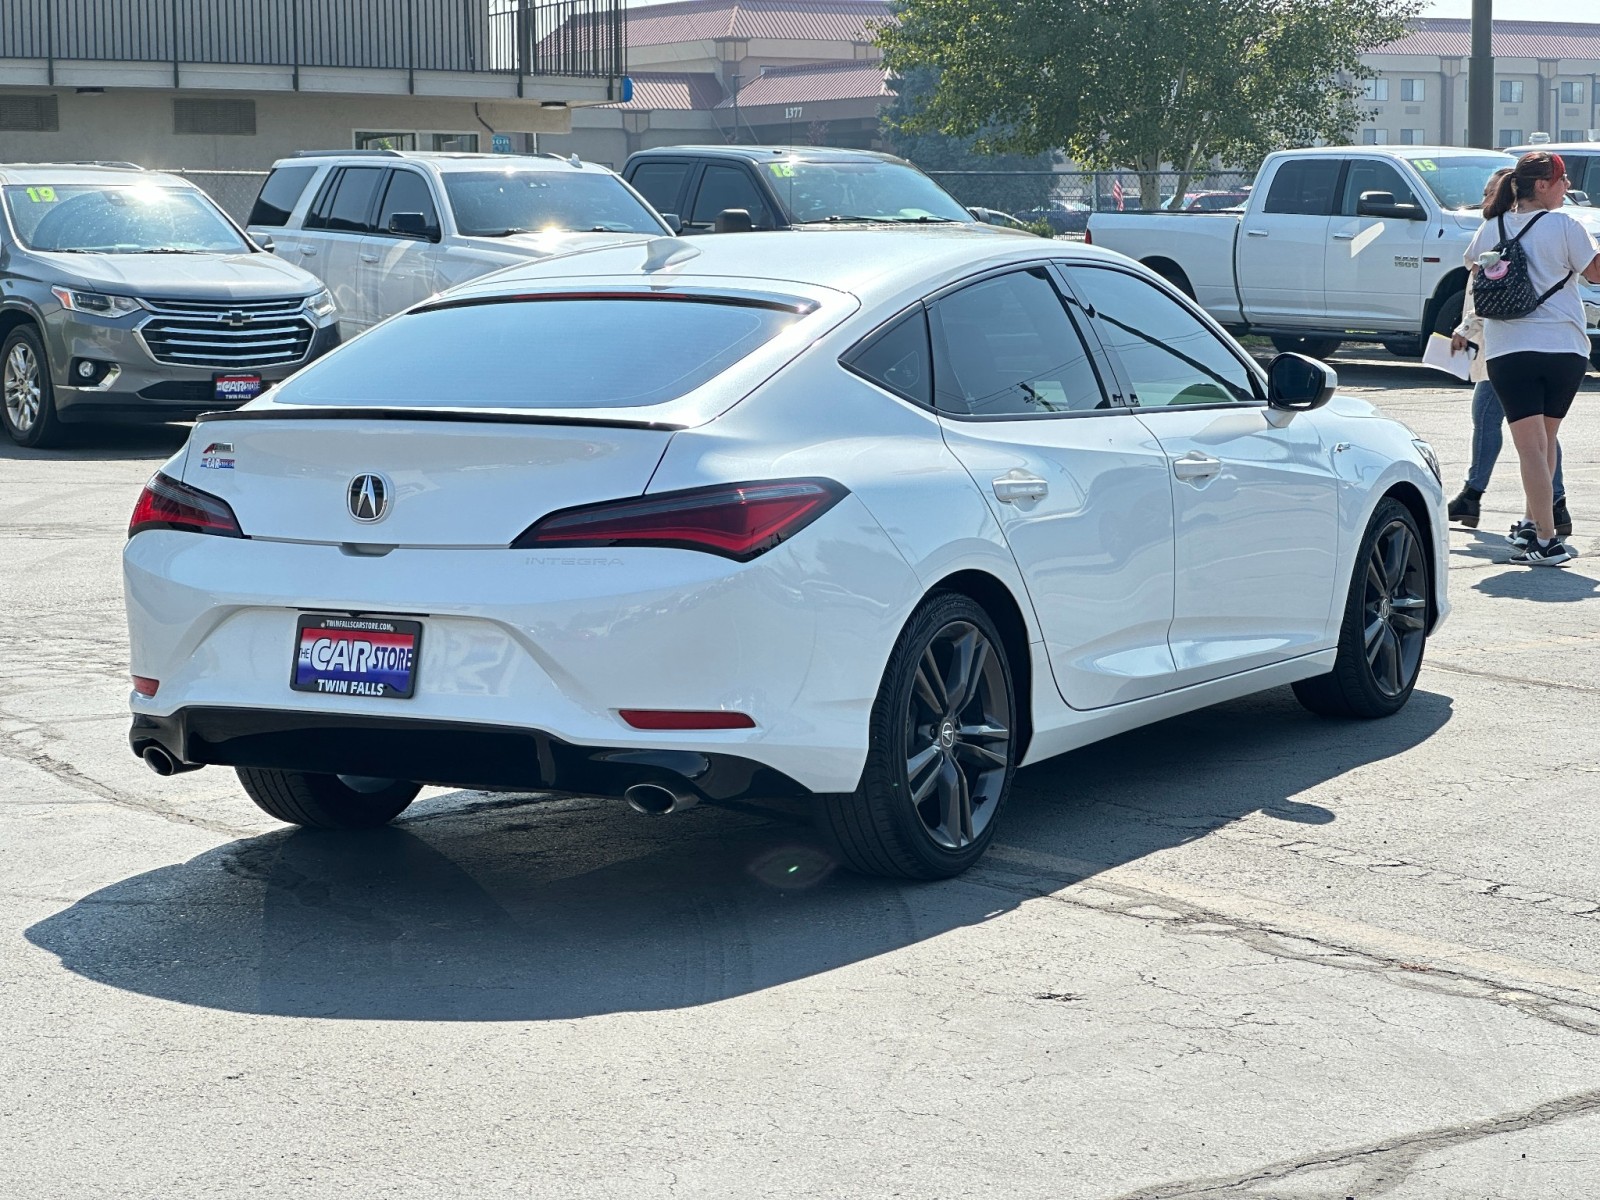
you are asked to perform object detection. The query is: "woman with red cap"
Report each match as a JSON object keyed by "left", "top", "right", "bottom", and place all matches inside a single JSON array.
[{"left": 1464, "top": 150, "right": 1600, "bottom": 566}]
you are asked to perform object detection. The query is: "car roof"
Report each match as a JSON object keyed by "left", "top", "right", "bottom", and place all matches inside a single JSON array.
[
  {"left": 627, "top": 145, "right": 911, "bottom": 167},
  {"left": 1505, "top": 142, "right": 1600, "bottom": 154},
  {"left": 444, "top": 227, "right": 1130, "bottom": 310},
  {"left": 1268, "top": 145, "right": 1512, "bottom": 159},
  {"left": 274, "top": 151, "right": 621, "bottom": 176},
  {"left": 0, "top": 163, "right": 198, "bottom": 187}
]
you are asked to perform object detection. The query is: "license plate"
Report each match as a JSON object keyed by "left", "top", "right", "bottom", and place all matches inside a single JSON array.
[
  {"left": 291, "top": 615, "right": 421, "bottom": 699},
  {"left": 214, "top": 373, "right": 263, "bottom": 402}
]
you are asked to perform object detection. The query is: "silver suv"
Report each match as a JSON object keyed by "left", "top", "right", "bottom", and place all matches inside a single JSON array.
[{"left": 0, "top": 163, "right": 339, "bottom": 448}]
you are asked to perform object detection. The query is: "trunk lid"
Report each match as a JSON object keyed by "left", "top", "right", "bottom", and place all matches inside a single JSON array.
[{"left": 182, "top": 416, "right": 673, "bottom": 546}]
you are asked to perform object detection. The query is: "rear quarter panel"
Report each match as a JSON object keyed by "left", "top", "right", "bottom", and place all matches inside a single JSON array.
[{"left": 1086, "top": 212, "right": 1245, "bottom": 322}]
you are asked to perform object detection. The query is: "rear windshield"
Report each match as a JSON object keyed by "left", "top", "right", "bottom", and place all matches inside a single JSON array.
[
  {"left": 2, "top": 184, "right": 247, "bottom": 253},
  {"left": 443, "top": 170, "right": 665, "bottom": 236},
  {"left": 270, "top": 296, "right": 805, "bottom": 410}
]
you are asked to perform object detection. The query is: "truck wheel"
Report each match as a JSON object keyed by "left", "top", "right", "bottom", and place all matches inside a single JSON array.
[
  {"left": 1270, "top": 336, "right": 1342, "bottom": 360},
  {"left": 1430, "top": 288, "right": 1465, "bottom": 343},
  {"left": 1292, "top": 498, "right": 1429, "bottom": 720},
  {"left": 1, "top": 326, "right": 64, "bottom": 449},
  {"left": 817, "top": 593, "right": 1018, "bottom": 880},
  {"left": 1590, "top": 346, "right": 1600, "bottom": 373},
  {"left": 236, "top": 767, "right": 420, "bottom": 830}
]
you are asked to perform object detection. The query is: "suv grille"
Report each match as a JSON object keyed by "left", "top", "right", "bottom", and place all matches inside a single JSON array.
[{"left": 139, "top": 297, "right": 314, "bottom": 369}]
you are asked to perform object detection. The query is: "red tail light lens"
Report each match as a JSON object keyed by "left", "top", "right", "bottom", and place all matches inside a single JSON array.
[
  {"left": 513, "top": 479, "right": 847, "bottom": 562},
  {"left": 129, "top": 472, "right": 244, "bottom": 539},
  {"left": 131, "top": 675, "right": 160, "bottom": 697},
  {"left": 1082, "top": 227, "right": 1092, "bottom": 244}
]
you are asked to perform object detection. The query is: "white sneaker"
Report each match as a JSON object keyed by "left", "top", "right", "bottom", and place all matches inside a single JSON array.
[{"left": 1509, "top": 537, "right": 1576, "bottom": 567}]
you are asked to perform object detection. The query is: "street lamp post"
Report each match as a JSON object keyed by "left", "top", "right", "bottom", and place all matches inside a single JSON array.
[{"left": 1467, "top": 0, "right": 1493, "bottom": 148}]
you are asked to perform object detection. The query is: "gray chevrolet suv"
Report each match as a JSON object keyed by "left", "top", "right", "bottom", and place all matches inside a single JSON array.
[{"left": 0, "top": 163, "right": 340, "bottom": 448}]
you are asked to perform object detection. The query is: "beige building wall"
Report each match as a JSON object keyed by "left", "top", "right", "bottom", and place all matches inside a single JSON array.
[
  {"left": 0, "top": 89, "right": 573, "bottom": 170},
  {"left": 1358, "top": 51, "right": 1600, "bottom": 146}
]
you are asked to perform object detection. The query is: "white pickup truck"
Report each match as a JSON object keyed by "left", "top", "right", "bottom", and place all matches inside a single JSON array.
[{"left": 1087, "top": 146, "right": 1600, "bottom": 367}]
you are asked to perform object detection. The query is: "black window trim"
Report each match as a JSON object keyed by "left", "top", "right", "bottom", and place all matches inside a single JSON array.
[
  {"left": 370, "top": 166, "right": 442, "bottom": 242},
  {"left": 1262, "top": 156, "right": 1348, "bottom": 219},
  {"left": 924, "top": 262, "right": 1126, "bottom": 422},
  {"left": 839, "top": 303, "right": 934, "bottom": 408},
  {"left": 1057, "top": 261, "right": 1268, "bottom": 415},
  {"left": 304, "top": 164, "right": 385, "bottom": 234}
]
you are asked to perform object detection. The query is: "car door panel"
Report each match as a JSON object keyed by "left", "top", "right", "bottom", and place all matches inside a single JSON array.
[
  {"left": 1324, "top": 158, "right": 1428, "bottom": 328},
  {"left": 360, "top": 168, "right": 443, "bottom": 325},
  {"left": 299, "top": 166, "right": 385, "bottom": 337},
  {"left": 1067, "top": 263, "right": 1341, "bottom": 686},
  {"left": 1236, "top": 158, "right": 1342, "bottom": 326},
  {"left": 920, "top": 268, "right": 1179, "bottom": 710}
]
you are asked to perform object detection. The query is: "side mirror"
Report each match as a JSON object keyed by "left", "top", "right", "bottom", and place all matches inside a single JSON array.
[
  {"left": 253, "top": 234, "right": 275, "bottom": 254},
  {"left": 1570, "top": 190, "right": 1592, "bottom": 206},
  {"left": 388, "top": 211, "right": 437, "bottom": 240},
  {"left": 714, "top": 207, "right": 754, "bottom": 234},
  {"left": 1267, "top": 352, "right": 1336, "bottom": 411},
  {"left": 660, "top": 212, "right": 683, "bottom": 235},
  {"left": 1356, "top": 190, "right": 1426, "bottom": 220}
]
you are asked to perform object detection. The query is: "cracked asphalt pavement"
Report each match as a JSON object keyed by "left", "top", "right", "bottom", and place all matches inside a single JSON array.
[{"left": 2, "top": 355, "right": 1599, "bottom": 1198}]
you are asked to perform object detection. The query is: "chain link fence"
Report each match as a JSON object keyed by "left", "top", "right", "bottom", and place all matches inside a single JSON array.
[
  {"left": 160, "top": 169, "right": 269, "bottom": 226},
  {"left": 923, "top": 169, "right": 1257, "bottom": 235}
]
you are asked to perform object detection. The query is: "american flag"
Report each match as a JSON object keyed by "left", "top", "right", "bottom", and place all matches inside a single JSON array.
[{"left": 1112, "top": 178, "right": 1124, "bottom": 211}]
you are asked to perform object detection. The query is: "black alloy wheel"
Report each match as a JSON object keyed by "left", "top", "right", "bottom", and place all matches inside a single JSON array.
[
  {"left": 1294, "top": 498, "right": 1430, "bottom": 719},
  {"left": 819, "top": 593, "right": 1017, "bottom": 879}
]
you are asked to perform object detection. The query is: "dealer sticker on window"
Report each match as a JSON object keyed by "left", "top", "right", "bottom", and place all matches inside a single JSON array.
[{"left": 291, "top": 615, "right": 421, "bottom": 699}]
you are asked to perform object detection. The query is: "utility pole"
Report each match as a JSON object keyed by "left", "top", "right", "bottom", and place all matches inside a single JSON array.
[
  {"left": 730, "top": 73, "right": 742, "bottom": 145},
  {"left": 1466, "top": 0, "right": 1493, "bottom": 148}
]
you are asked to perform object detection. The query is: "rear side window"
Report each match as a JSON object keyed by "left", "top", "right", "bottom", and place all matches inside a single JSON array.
[
  {"left": 247, "top": 165, "right": 317, "bottom": 227},
  {"left": 842, "top": 309, "right": 932, "bottom": 406},
  {"left": 1262, "top": 159, "right": 1342, "bottom": 216},
  {"left": 689, "top": 166, "right": 771, "bottom": 229},
  {"left": 271, "top": 295, "right": 808, "bottom": 411},
  {"left": 628, "top": 161, "right": 691, "bottom": 214},
  {"left": 305, "top": 166, "right": 383, "bottom": 233}
]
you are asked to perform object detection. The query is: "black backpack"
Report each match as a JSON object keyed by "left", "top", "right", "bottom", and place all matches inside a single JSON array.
[{"left": 1471, "top": 211, "right": 1572, "bottom": 319}]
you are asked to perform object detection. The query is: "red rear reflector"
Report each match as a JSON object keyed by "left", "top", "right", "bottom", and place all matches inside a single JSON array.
[
  {"left": 132, "top": 676, "right": 159, "bottom": 697},
  {"left": 1083, "top": 228, "right": 1092, "bottom": 244},
  {"left": 619, "top": 709, "right": 756, "bottom": 730},
  {"left": 129, "top": 471, "right": 244, "bottom": 539},
  {"left": 514, "top": 479, "right": 847, "bottom": 562}
]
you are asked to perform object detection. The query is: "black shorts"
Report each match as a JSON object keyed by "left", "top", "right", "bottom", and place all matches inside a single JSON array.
[{"left": 1485, "top": 351, "right": 1588, "bottom": 422}]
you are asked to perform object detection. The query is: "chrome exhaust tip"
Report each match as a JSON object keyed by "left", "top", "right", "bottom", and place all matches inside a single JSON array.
[
  {"left": 142, "top": 746, "right": 202, "bottom": 776},
  {"left": 623, "top": 782, "right": 698, "bottom": 816}
]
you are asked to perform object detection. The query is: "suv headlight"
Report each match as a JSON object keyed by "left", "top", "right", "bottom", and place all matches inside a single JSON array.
[
  {"left": 51, "top": 288, "right": 144, "bottom": 316},
  {"left": 1413, "top": 438, "right": 1442, "bottom": 484},
  {"left": 305, "top": 289, "right": 337, "bottom": 318}
]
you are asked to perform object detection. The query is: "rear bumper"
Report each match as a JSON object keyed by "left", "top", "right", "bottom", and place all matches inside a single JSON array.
[{"left": 129, "top": 707, "right": 810, "bottom": 801}]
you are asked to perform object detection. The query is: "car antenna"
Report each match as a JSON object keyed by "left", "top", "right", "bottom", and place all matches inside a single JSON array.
[{"left": 642, "top": 237, "right": 701, "bottom": 272}]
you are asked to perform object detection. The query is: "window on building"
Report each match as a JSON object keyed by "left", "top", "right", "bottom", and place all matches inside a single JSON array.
[
  {"left": 426, "top": 132, "right": 479, "bottom": 152},
  {"left": 1361, "top": 128, "right": 1388, "bottom": 145},
  {"left": 1560, "top": 129, "right": 1588, "bottom": 143},
  {"left": 1400, "top": 79, "right": 1425, "bottom": 102},
  {"left": 174, "top": 99, "right": 256, "bottom": 136},
  {"left": 1362, "top": 78, "right": 1390, "bottom": 102},
  {"left": 1498, "top": 130, "right": 1524, "bottom": 147},
  {"left": 355, "top": 131, "right": 417, "bottom": 151},
  {"left": 0, "top": 95, "right": 59, "bottom": 133},
  {"left": 1499, "top": 81, "right": 1524, "bottom": 104},
  {"left": 1561, "top": 82, "right": 1585, "bottom": 104},
  {"left": 1400, "top": 129, "right": 1427, "bottom": 145}
]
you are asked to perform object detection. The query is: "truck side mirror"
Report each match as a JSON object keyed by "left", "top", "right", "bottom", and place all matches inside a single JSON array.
[
  {"left": 388, "top": 212, "right": 437, "bottom": 241},
  {"left": 1357, "top": 190, "right": 1425, "bottom": 220},
  {"left": 714, "top": 208, "right": 754, "bottom": 234},
  {"left": 660, "top": 212, "right": 683, "bottom": 234}
]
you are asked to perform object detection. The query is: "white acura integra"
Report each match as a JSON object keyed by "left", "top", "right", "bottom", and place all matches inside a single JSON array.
[{"left": 124, "top": 230, "right": 1447, "bottom": 879}]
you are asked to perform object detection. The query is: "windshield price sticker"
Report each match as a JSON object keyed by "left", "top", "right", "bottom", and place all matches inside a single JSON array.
[
  {"left": 769, "top": 163, "right": 796, "bottom": 177},
  {"left": 24, "top": 187, "right": 57, "bottom": 203},
  {"left": 1413, "top": 159, "right": 1438, "bottom": 172}
]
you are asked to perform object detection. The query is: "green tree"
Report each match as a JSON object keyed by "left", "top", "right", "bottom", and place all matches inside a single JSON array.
[
  {"left": 878, "top": 0, "right": 1420, "bottom": 210},
  {"left": 884, "top": 66, "right": 1057, "bottom": 215}
]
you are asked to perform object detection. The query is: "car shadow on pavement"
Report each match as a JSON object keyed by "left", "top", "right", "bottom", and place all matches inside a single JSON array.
[
  {"left": 0, "top": 423, "right": 189, "bottom": 461},
  {"left": 24, "top": 686, "right": 1452, "bottom": 1022}
]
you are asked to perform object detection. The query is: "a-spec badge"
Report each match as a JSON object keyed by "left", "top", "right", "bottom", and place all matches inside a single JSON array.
[
  {"left": 347, "top": 474, "right": 390, "bottom": 523},
  {"left": 199, "top": 442, "right": 235, "bottom": 469}
]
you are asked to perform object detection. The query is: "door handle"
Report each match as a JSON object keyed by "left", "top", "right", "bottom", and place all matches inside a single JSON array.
[
  {"left": 992, "top": 473, "right": 1049, "bottom": 504},
  {"left": 1332, "top": 231, "right": 1357, "bottom": 240},
  {"left": 1171, "top": 452, "right": 1222, "bottom": 481},
  {"left": 359, "top": 253, "right": 380, "bottom": 263},
  {"left": 1245, "top": 229, "right": 1269, "bottom": 238}
]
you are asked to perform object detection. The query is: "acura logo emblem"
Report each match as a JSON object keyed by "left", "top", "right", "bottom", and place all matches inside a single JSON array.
[{"left": 348, "top": 474, "right": 389, "bottom": 522}]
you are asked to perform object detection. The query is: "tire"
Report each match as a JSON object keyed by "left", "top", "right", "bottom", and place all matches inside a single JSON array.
[
  {"left": 1430, "top": 288, "right": 1465, "bottom": 344},
  {"left": 1293, "top": 498, "right": 1430, "bottom": 720},
  {"left": 817, "top": 593, "right": 1018, "bottom": 880},
  {"left": 1270, "top": 335, "right": 1342, "bottom": 360},
  {"left": 2, "top": 326, "right": 64, "bottom": 448},
  {"left": 236, "top": 767, "right": 420, "bottom": 830}
]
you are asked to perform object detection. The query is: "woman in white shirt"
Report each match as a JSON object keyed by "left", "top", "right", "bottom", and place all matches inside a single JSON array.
[{"left": 1463, "top": 151, "right": 1600, "bottom": 566}]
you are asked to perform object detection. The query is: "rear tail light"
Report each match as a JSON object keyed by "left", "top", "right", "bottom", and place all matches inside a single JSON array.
[
  {"left": 129, "top": 472, "right": 244, "bottom": 539},
  {"left": 619, "top": 709, "right": 756, "bottom": 730},
  {"left": 1083, "top": 227, "right": 1092, "bottom": 244},
  {"left": 513, "top": 479, "right": 847, "bottom": 562}
]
